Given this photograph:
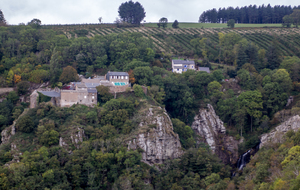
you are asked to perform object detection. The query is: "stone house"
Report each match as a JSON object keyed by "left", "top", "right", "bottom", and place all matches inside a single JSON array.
[
  {"left": 30, "top": 71, "right": 130, "bottom": 108},
  {"left": 60, "top": 83, "right": 97, "bottom": 107},
  {"left": 172, "top": 59, "right": 195, "bottom": 74}
]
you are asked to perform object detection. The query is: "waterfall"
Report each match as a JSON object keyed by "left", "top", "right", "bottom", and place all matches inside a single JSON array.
[
  {"left": 236, "top": 149, "right": 251, "bottom": 170},
  {"left": 236, "top": 143, "right": 260, "bottom": 171}
]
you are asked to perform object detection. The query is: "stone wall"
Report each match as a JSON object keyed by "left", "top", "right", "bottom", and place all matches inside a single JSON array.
[
  {"left": 109, "top": 85, "right": 129, "bottom": 93},
  {"left": 60, "top": 90, "right": 97, "bottom": 107},
  {"left": 30, "top": 90, "right": 39, "bottom": 108}
]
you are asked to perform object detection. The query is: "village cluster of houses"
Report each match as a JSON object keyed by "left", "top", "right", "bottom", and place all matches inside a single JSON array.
[
  {"left": 29, "top": 59, "right": 210, "bottom": 108},
  {"left": 30, "top": 71, "right": 130, "bottom": 108}
]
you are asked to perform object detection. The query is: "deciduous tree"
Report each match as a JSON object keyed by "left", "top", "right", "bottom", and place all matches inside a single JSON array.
[
  {"left": 158, "top": 17, "right": 168, "bottom": 28},
  {"left": 59, "top": 66, "right": 79, "bottom": 84},
  {"left": 237, "top": 90, "right": 263, "bottom": 132},
  {"left": 17, "top": 81, "right": 30, "bottom": 95},
  {"left": 172, "top": 20, "right": 179, "bottom": 28}
]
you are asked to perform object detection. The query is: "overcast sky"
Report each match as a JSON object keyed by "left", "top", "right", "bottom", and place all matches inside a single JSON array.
[{"left": 1, "top": 0, "right": 299, "bottom": 25}]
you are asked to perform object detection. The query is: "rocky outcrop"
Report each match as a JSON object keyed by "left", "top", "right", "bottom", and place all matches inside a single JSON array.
[
  {"left": 1, "top": 109, "right": 28, "bottom": 144},
  {"left": 191, "top": 104, "right": 226, "bottom": 152},
  {"left": 260, "top": 115, "right": 300, "bottom": 148},
  {"left": 70, "top": 127, "right": 85, "bottom": 149},
  {"left": 128, "top": 107, "right": 183, "bottom": 165},
  {"left": 191, "top": 104, "right": 239, "bottom": 165}
]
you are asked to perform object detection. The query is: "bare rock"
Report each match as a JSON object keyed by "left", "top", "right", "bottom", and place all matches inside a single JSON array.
[
  {"left": 1, "top": 109, "right": 28, "bottom": 144},
  {"left": 70, "top": 127, "right": 85, "bottom": 149},
  {"left": 260, "top": 115, "right": 300, "bottom": 148},
  {"left": 128, "top": 107, "right": 183, "bottom": 165},
  {"left": 191, "top": 104, "right": 239, "bottom": 165},
  {"left": 191, "top": 104, "right": 226, "bottom": 152}
]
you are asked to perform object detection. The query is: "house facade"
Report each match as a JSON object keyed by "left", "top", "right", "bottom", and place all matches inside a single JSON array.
[{"left": 172, "top": 59, "right": 195, "bottom": 74}]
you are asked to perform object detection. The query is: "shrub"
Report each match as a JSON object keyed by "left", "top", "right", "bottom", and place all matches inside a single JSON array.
[
  {"left": 133, "top": 84, "right": 144, "bottom": 98},
  {"left": 17, "top": 81, "right": 30, "bottom": 95},
  {"left": 16, "top": 115, "right": 35, "bottom": 133}
]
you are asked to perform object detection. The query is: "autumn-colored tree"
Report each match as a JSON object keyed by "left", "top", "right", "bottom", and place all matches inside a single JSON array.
[
  {"left": 128, "top": 69, "right": 136, "bottom": 84},
  {"left": 59, "top": 66, "right": 79, "bottom": 84},
  {"left": 14, "top": 74, "right": 21, "bottom": 84}
]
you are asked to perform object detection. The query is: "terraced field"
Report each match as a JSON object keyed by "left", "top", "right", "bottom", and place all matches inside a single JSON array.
[{"left": 57, "top": 25, "right": 300, "bottom": 57}]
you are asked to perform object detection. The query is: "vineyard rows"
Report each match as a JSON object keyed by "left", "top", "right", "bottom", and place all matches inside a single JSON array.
[{"left": 63, "top": 26, "right": 300, "bottom": 57}]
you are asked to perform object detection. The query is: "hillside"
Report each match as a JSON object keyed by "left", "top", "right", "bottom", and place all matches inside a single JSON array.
[{"left": 50, "top": 25, "right": 300, "bottom": 57}]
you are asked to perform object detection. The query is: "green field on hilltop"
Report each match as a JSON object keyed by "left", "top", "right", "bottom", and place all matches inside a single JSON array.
[{"left": 144, "top": 22, "right": 284, "bottom": 28}]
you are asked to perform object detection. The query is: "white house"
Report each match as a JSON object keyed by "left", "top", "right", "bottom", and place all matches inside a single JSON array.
[{"left": 172, "top": 59, "right": 195, "bottom": 74}]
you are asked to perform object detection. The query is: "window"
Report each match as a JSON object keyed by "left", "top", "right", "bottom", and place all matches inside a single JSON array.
[
  {"left": 192, "top": 66, "right": 194, "bottom": 68},
  {"left": 177, "top": 69, "right": 179, "bottom": 71},
  {"left": 80, "top": 100, "right": 82, "bottom": 102},
  {"left": 84, "top": 96, "right": 87, "bottom": 99},
  {"left": 125, "top": 76, "right": 128, "bottom": 79},
  {"left": 92, "top": 100, "right": 94, "bottom": 102},
  {"left": 121, "top": 76, "right": 124, "bottom": 79},
  {"left": 92, "top": 96, "right": 94, "bottom": 99}
]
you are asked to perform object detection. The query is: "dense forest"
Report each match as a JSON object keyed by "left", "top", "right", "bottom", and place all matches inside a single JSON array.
[
  {"left": 199, "top": 4, "right": 300, "bottom": 24},
  {"left": 1, "top": 4, "right": 300, "bottom": 189}
]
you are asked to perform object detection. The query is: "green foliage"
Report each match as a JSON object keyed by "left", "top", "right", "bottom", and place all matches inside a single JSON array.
[
  {"left": 59, "top": 66, "right": 79, "bottom": 84},
  {"left": 29, "top": 69, "right": 50, "bottom": 83},
  {"left": 6, "top": 91, "right": 19, "bottom": 104},
  {"left": 149, "top": 85, "right": 165, "bottom": 104},
  {"left": 38, "top": 92, "right": 52, "bottom": 103},
  {"left": 17, "top": 81, "right": 30, "bottom": 95},
  {"left": 27, "top": 18, "right": 41, "bottom": 29},
  {"left": 118, "top": 1, "right": 146, "bottom": 25},
  {"left": 227, "top": 19, "right": 235, "bottom": 28},
  {"left": 172, "top": 118, "right": 195, "bottom": 149},
  {"left": 16, "top": 115, "right": 35, "bottom": 133},
  {"left": 172, "top": 20, "right": 179, "bottom": 28},
  {"left": 133, "top": 84, "right": 144, "bottom": 98},
  {"left": 39, "top": 130, "right": 59, "bottom": 146},
  {"left": 96, "top": 85, "right": 113, "bottom": 104},
  {"left": 158, "top": 17, "right": 168, "bottom": 28},
  {"left": 133, "top": 66, "right": 153, "bottom": 86}
]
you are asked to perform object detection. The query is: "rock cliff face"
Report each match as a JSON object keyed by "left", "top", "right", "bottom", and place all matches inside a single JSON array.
[
  {"left": 191, "top": 104, "right": 239, "bottom": 165},
  {"left": 260, "top": 115, "right": 300, "bottom": 148},
  {"left": 127, "top": 107, "right": 183, "bottom": 165},
  {"left": 1, "top": 109, "right": 28, "bottom": 145}
]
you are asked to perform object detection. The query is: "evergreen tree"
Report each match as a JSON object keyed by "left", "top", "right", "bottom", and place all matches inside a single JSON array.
[
  {"left": 266, "top": 42, "right": 282, "bottom": 70},
  {"left": 0, "top": 9, "right": 6, "bottom": 26},
  {"left": 118, "top": 1, "right": 146, "bottom": 25},
  {"left": 172, "top": 20, "right": 179, "bottom": 28}
]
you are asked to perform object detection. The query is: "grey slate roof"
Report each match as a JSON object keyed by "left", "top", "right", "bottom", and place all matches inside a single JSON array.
[
  {"left": 173, "top": 66, "right": 184, "bottom": 69},
  {"left": 172, "top": 59, "right": 195, "bottom": 65},
  {"left": 87, "top": 88, "right": 97, "bottom": 93},
  {"left": 198, "top": 67, "right": 210, "bottom": 73},
  {"left": 107, "top": 72, "right": 129, "bottom": 76},
  {"left": 106, "top": 71, "right": 129, "bottom": 80},
  {"left": 38, "top": 91, "right": 61, "bottom": 98},
  {"left": 85, "top": 83, "right": 101, "bottom": 88}
]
